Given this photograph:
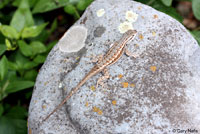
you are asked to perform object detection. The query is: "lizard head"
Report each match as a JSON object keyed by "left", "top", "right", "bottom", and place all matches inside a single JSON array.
[{"left": 124, "top": 29, "right": 137, "bottom": 43}]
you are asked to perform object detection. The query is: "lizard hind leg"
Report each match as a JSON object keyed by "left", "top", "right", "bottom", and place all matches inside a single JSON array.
[
  {"left": 96, "top": 68, "right": 110, "bottom": 89},
  {"left": 91, "top": 54, "right": 104, "bottom": 63},
  {"left": 85, "top": 54, "right": 104, "bottom": 64}
]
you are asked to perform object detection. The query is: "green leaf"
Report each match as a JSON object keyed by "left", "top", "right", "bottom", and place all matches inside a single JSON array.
[
  {"left": 30, "top": 41, "right": 47, "bottom": 55},
  {"left": 31, "top": 29, "right": 49, "bottom": 42},
  {"left": 0, "top": 32, "right": 5, "bottom": 44},
  {"left": 5, "top": 106, "right": 27, "bottom": 119},
  {"left": 76, "top": 0, "right": 93, "bottom": 11},
  {"left": 5, "top": 71, "right": 17, "bottom": 81},
  {"left": 12, "top": 0, "right": 38, "bottom": 8},
  {"left": 24, "top": 61, "right": 38, "bottom": 69},
  {"left": 0, "top": 56, "right": 8, "bottom": 81},
  {"left": 25, "top": 90, "right": 32, "bottom": 99},
  {"left": 19, "top": 40, "right": 47, "bottom": 57},
  {"left": 0, "top": 104, "right": 3, "bottom": 116},
  {"left": 191, "top": 30, "right": 200, "bottom": 45},
  {"left": 0, "top": 25, "right": 19, "bottom": 39},
  {"left": 192, "top": 0, "right": 200, "bottom": 20},
  {"left": 5, "top": 39, "right": 16, "bottom": 51},
  {"left": 0, "top": 116, "right": 27, "bottom": 134},
  {"left": 12, "top": 0, "right": 23, "bottom": 7},
  {"left": 10, "top": 119, "right": 27, "bottom": 134},
  {"left": 76, "top": 0, "right": 86, "bottom": 11},
  {"left": 5, "top": 80, "right": 34, "bottom": 94},
  {"left": 33, "top": 55, "right": 46, "bottom": 63},
  {"left": 24, "top": 69, "right": 37, "bottom": 81},
  {"left": 69, "top": 0, "right": 79, "bottom": 4},
  {"left": 46, "top": 40, "right": 57, "bottom": 52},
  {"left": 8, "top": 61, "right": 18, "bottom": 71},
  {"left": 0, "top": 0, "right": 12, "bottom": 9},
  {"left": 160, "top": 0, "right": 173, "bottom": 6},
  {"left": 10, "top": 11, "right": 25, "bottom": 32},
  {"left": 9, "top": 50, "right": 30, "bottom": 71},
  {"left": 8, "top": 50, "right": 38, "bottom": 71},
  {"left": 10, "top": 0, "right": 34, "bottom": 32},
  {"left": 0, "top": 116, "right": 15, "bottom": 134},
  {"left": 21, "top": 23, "right": 48, "bottom": 38},
  {"left": 33, "top": 0, "right": 69, "bottom": 14},
  {"left": 18, "top": 40, "right": 32, "bottom": 57},
  {"left": 0, "top": 44, "right": 6, "bottom": 56},
  {"left": 0, "top": 92, "right": 8, "bottom": 102},
  {"left": 0, "top": 72, "right": 17, "bottom": 101},
  {"left": 85, "top": 0, "right": 93, "bottom": 5},
  {"left": 49, "top": 19, "right": 57, "bottom": 34},
  {"left": 64, "top": 4, "right": 80, "bottom": 19},
  {"left": 64, "top": 4, "right": 77, "bottom": 15}
]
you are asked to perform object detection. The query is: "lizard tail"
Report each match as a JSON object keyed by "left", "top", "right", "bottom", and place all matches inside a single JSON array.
[
  {"left": 42, "top": 66, "right": 100, "bottom": 122},
  {"left": 42, "top": 93, "right": 72, "bottom": 122}
]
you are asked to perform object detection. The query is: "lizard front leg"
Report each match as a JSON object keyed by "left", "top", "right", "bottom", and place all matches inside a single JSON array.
[
  {"left": 125, "top": 48, "right": 138, "bottom": 58},
  {"left": 96, "top": 68, "right": 110, "bottom": 88}
]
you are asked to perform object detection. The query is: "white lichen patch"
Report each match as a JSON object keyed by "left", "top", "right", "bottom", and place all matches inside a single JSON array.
[
  {"left": 58, "top": 82, "right": 63, "bottom": 88},
  {"left": 125, "top": 11, "right": 138, "bottom": 22},
  {"left": 96, "top": 9, "right": 105, "bottom": 17},
  {"left": 118, "top": 21, "right": 133, "bottom": 33},
  {"left": 58, "top": 25, "right": 88, "bottom": 52}
]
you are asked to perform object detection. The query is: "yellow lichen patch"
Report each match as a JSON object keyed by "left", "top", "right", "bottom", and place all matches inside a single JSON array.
[
  {"left": 142, "top": 77, "right": 145, "bottom": 81},
  {"left": 118, "top": 74, "right": 123, "bottom": 79},
  {"left": 93, "top": 106, "right": 99, "bottom": 112},
  {"left": 93, "top": 106, "right": 103, "bottom": 115},
  {"left": 153, "top": 14, "right": 158, "bottom": 19},
  {"left": 90, "top": 85, "right": 96, "bottom": 91},
  {"left": 118, "top": 21, "right": 133, "bottom": 33},
  {"left": 135, "top": 44, "right": 139, "bottom": 47},
  {"left": 138, "top": 6, "right": 142, "bottom": 10},
  {"left": 139, "top": 34, "right": 144, "bottom": 40},
  {"left": 34, "top": 100, "right": 38, "bottom": 104},
  {"left": 63, "top": 87, "right": 68, "bottom": 91},
  {"left": 96, "top": 9, "right": 105, "bottom": 17},
  {"left": 130, "top": 83, "right": 135, "bottom": 87},
  {"left": 150, "top": 66, "right": 157, "bottom": 72},
  {"left": 125, "top": 11, "right": 138, "bottom": 23},
  {"left": 152, "top": 31, "right": 156, "bottom": 36},
  {"left": 97, "top": 110, "right": 103, "bottom": 115},
  {"left": 28, "top": 128, "right": 32, "bottom": 134},
  {"left": 141, "top": 16, "right": 145, "bottom": 19},
  {"left": 122, "top": 82, "right": 129, "bottom": 88},
  {"left": 112, "top": 100, "right": 117, "bottom": 105},
  {"left": 76, "top": 56, "right": 80, "bottom": 60},
  {"left": 44, "top": 81, "right": 48, "bottom": 86},
  {"left": 85, "top": 102, "right": 89, "bottom": 107},
  {"left": 42, "top": 105, "right": 46, "bottom": 109}
]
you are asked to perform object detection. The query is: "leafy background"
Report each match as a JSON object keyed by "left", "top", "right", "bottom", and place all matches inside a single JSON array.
[{"left": 0, "top": 0, "right": 199, "bottom": 134}]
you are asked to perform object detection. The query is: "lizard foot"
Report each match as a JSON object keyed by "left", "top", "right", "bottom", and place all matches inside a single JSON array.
[
  {"left": 96, "top": 68, "right": 109, "bottom": 89},
  {"left": 125, "top": 48, "right": 138, "bottom": 58}
]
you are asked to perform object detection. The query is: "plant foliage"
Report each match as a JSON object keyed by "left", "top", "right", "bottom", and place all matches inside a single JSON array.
[{"left": 0, "top": 0, "right": 199, "bottom": 133}]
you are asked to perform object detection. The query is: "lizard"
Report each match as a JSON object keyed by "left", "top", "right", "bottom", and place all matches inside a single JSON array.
[{"left": 42, "top": 29, "right": 137, "bottom": 122}]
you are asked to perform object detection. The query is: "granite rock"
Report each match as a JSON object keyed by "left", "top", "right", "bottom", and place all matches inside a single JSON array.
[{"left": 28, "top": 0, "right": 200, "bottom": 133}]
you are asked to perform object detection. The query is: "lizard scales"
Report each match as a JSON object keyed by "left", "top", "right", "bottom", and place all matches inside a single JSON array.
[{"left": 43, "top": 29, "right": 137, "bottom": 122}]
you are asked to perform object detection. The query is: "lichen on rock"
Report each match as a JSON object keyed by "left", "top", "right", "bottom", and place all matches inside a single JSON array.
[{"left": 28, "top": 0, "right": 200, "bottom": 134}]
